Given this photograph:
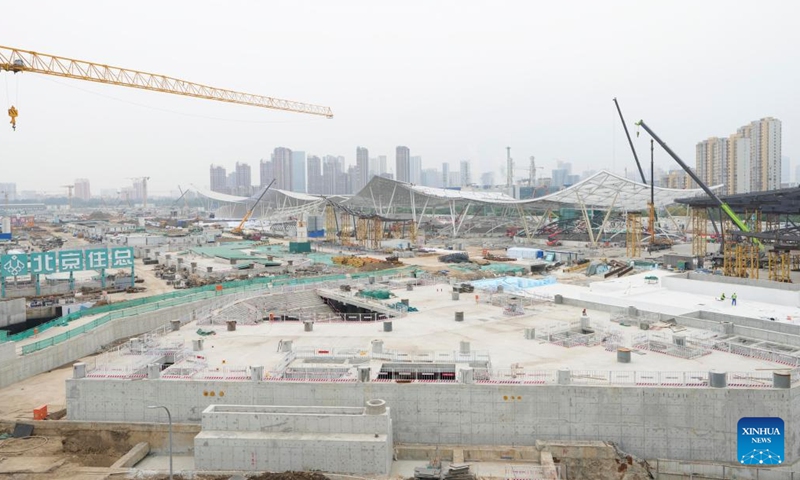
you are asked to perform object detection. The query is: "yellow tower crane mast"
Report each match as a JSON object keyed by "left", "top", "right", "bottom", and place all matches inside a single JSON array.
[{"left": 0, "top": 45, "right": 333, "bottom": 129}]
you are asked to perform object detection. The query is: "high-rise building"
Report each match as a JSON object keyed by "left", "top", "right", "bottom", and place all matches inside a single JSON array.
[
  {"left": 459, "top": 160, "right": 471, "bottom": 186},
  {"left": 781, "top": 156, "right": 791, "bottom": 186},
  {"left": 260, "top": 159, "right": 274, "bottom": 188},
  {"left": 480, "top": 172, "right": 495, "bottom": 187},
  {"left": 235, "top": 162, "right": 252, "bottom": 196},
  {"left": 442, "top": 162, "right": 450, "bottom": 188},
  {"left": 699, "top": 117, "right": 781, "bottom": 194},
  {"left": 74, "top": 178, "right": 91, "bottom": 200},
  {"left": 410, "top": 156, "right": 422, "bottom": 185},
  {"left": 209, "top": 165, "right": 227, "bottom": 193},
  {"left": 0, "top": 182, "right": 17, "bottom": 201},
  {"left": 551, "top": 161, "right": 572, "bottom": 189},
  {"left": 696, "top": 137, "right": 728, "bottom": 193},
  {"left": 396, "top": 146, "right": 410, "bottom": 183},
  {"left": 378, "top": 156, "right": 387, "bottom": 177},
  {"left": 292, "top": 151, "right": 306, "bottom": 193},
  {"left": 448, "top": 171, "right": 461, "bottom": 187},
  {"left": 307, "top": 156, "right": 323, "bottom": 194},
  {"left": 356, "top": 147, "right": 369, "bottom": 191},
  {"left": 323, "top": 155, "right": 346, "bottom": 195},
  {"left": 421, "top": 168, "right": 442, "bottom": 188},
  {"left": 272, "top": 147, "right": 293, "bottom": 191}
]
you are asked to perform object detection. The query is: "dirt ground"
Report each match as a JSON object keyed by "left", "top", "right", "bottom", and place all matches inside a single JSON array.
[{"left": 109, "top": 473, "right": 331, "bottom": 480}]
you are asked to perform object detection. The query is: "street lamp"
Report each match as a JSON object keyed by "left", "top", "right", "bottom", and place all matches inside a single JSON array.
[{"left": 147, "top": 405, "right": 173, "bottom": 480}]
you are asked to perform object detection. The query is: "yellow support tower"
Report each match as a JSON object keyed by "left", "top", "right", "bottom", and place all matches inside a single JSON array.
[
  {"left": 371, "top": 218, "right": 383, "bottom": 250},
  {"left": 768, "top": 249, "right": 792, "bottom": 283},
  {"left": 409, "top": 220, "right": 418, "bottom": 244},
  {"left": 324, "top": 204, "right": 336, "bottom": 242},
  {"left": 340, "top": 213, "right": 352, "bottom": 246},
  {"left": 356, "top": 217, "right": 368, "bottom": 247},
  {"left": 691, "top": 208, "right": 708, "bottom": 257},
  {"left": 724, "top": 243, "right": 759, "bottom": 279},
  {"left": 626, "top": 213, "right": 642, "bottom": 258}
]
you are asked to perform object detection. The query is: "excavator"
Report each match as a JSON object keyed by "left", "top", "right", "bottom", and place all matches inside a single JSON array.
[
  {"left": 0, "top": 45, "right": 333, "bottom": 130},
  {"left": 231, "top": 179, "right": 275, "bottom": 237}
]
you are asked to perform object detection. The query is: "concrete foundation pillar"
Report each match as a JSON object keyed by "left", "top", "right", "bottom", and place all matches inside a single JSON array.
[
  {"left": 628, "top": 306, "right": 639, "bottom": 317},
  {"left": 304, "top": 321, "right": 314, "bottom": 332},
  {"left": 369, "top": 276, "right": 375, "bottom": 284},
  {"left": 773, "top": 371, "right": 791, "bottom": 389},
  {"left": 557, "top": 368, "right": 571, "bottom": 385},
  {"left": 580, "top": 315, "right": 590, "bottom": 332},
  {"left": 251, "top": 365, "right": 264, "bottom": 382},
  {"left": 674, "top": 335, "right": 686, "bottom": 347},
  {"left": 709, "top": 370, "right": 727, "bottom": 388},
  {"left": 383, "top": 321, "right": 393, "bottom": 332},
  {"left": 406, "top": 283, "right": 413, "bottom": 291},
  {"left": 287, "top": 260, "right": 294, "bottom": 266},
  {"left": 371, "top": 339, "right": 384, "bottom": 354},
  {"left": 365, "top": 399, "right": 386, "bottom": 415},
  {"left": 455, "top": 311, "right": 464, "bottom": 322},
  {"left": 617, "top": 347, "right": 631, "bottom": 363},
  {"left": 73, "top": 362, "right": 86, "bottom": 379},
  {"left": 130, "top": 337, "right": 142, "bottom": 353},
  {"left": 147, "top": 363, "right": 161, "bottom": 379},
  {"left": 452, "top": 292, "right": 460, "bottom": 301},
  {"left": 524, "top": 328, "right": 535, "bottom": 339},
  {"left": 193, "top": 339, "right": 204, "bottom": 351},
  {"left": 358, "top": 366, "right": 371, "bottom": 383},
  {"left": 165, "top": 254, "right": 172, "bottom": 266},
  {"left": 170, "top": 320, "right": 181, "bottom": 332},
  {"left": 280, "top": 340, "right": 293, "bottom": 353},
  {"left": 459, "top": 341, "right": 470, "bottom": 354},
  {"left": 460, "top": 367, "right": 474, "bottom": 384},
  {"left": 721, "top": 321, "right": 734, "bottom": 335},
  {"left": 226, "top": 321, "right": 237, "bottom": 332},
  {"left": 207, "top": 266, "right": 213, "bottom": 273},
  {"left": 554, "top": 294, "right": 563, "bottom": 304},
  {"left": 191, "top": 262, "right": 197, "bottom": 274}
]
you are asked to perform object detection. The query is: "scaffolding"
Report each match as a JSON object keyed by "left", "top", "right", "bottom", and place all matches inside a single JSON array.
[
  {"left": 723, "top": 242, "right": 759, "bottom": 279},
  {"left": 356, "top": 217, "right": 368, "bottom": 246},
  {"left": 324, "top": 204, "right": 336, "bottom": 242},
  {"left": 371, "top": 218, "right": 383, "bottom": 250},
  {"left": 691, "top": 208, "right": 708, "bottom": 257},
  {"left": 626, "top": 212, "right": 642, "bottom": 258},
  {"left": 340, "top": 212, "right": 353, "bottom": 245},
  {"left": 768, "top": 249, "right": 792, "bottom": 283}
]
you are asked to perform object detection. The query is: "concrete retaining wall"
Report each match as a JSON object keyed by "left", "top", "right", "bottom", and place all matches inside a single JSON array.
[
  {"left": 66, "top": 378, "right": 799, "bottom": 464},
  {"left": 0, "top": 300, "right": 210, "bottom": 390},
  {"left": 0, "top": 341, "right": 15, "bottom": 364},
  {"left": 195, "top": 404, "right": 393, "bottom": 475},
  {"left": 0, "top": 298, "right": 26, "bottom": 328}
]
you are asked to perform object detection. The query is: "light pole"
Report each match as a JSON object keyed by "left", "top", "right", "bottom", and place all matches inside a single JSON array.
[{"left": 147, "top": 405, "right": 173, "bottom": 480}]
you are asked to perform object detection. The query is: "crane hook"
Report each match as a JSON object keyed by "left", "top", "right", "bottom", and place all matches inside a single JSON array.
[{"left": 8, "top": 105, "right": 18, "bottom": 131}]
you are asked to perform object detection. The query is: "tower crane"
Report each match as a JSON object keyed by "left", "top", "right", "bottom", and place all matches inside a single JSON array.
[
  {"left": 0, "top": 45, "right": 333, "bottom": 130},
  {"left": 128, "top": 177, "right": 151, "bottom": 209},
  {"left": 61, "top": 184, "right": 74, "bottom": 209}
]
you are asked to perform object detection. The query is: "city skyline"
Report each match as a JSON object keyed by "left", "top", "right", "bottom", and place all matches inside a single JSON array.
[{"left": 1, "top": 2, "right": 797, "bottom": 195}]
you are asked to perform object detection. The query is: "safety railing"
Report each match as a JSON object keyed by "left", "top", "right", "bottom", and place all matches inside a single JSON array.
[{"left": 16, "top": 266, "right": 418, "bottom": 355}]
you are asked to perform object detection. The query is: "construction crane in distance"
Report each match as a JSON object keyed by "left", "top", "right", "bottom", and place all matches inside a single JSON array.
[
  {"left": 127, "top": 177, "right": 151, "bottom": 209},
  {"left": 0, "top": 45, "right": 333, "bottom": 130},
  {"left": 635, "top": 119, "right": 760, "bottom": 248},
  {"left": 232, "top": 179, "right": 275, "bottom": 236},
  {"left": 613, "top": 98, "right": 647, "bottom": 184},
  {"left": 61, "top": 184, "right": 74, "bottom": 209}
]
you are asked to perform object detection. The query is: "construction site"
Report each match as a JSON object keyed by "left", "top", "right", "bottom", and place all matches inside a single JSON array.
[{"left": 0, "top": 41, "right": 799, "bottom": 480}]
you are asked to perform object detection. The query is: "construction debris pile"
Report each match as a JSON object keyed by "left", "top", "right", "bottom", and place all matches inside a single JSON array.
[
  {"left": 412, "top": 462, "right": 476, "bottom": 480},
  {"left": 438, "top": 252, "right": 470, "bottom": 263}
]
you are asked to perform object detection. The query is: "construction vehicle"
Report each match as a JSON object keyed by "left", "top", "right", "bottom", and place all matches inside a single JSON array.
[
  {"left": 635, "top": 120, "right": 758, "bottom": 247},
  {"left": 0, "top": 45, "right": 333, "bottom": 130},
  {"left": 231, "top": 179, "right": 275, "bottom": 236}
]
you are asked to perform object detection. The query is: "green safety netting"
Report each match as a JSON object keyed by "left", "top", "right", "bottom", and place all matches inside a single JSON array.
[
  {"left": 357, "top": 289, "right": 392, "bottom": 300},
  {"left": 14, "top": 265, "right": 416, "bottom": 354}
]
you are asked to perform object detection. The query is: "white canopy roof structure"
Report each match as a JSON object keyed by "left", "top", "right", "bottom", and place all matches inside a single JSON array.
[{"left": 188, "top": 184, "right": 325, "bottom": 221}]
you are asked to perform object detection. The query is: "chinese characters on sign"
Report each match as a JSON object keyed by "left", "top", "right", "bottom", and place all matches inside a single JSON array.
[{"left": 0, "top": 247, "right": 134, "bottom": 277}]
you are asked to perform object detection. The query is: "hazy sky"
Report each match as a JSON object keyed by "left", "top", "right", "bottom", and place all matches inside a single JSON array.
[{"left": 2, "top": 1, "right": 798, "bottom": 195}]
